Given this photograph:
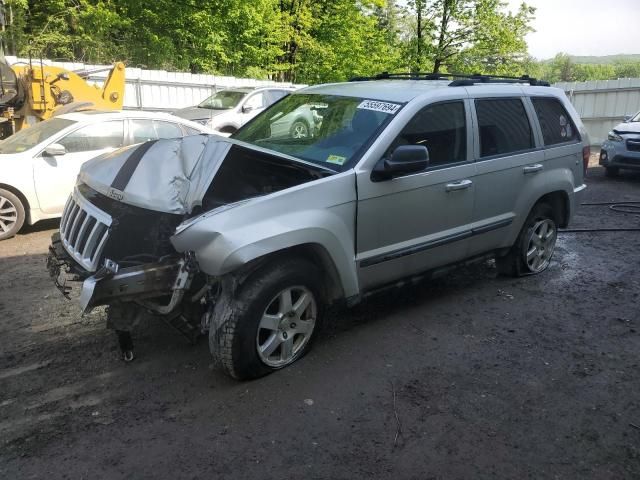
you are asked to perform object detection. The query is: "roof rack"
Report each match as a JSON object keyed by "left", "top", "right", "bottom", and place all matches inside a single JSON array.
[{"left": 349, "top": 72, "right": 550, "bottom": 87}]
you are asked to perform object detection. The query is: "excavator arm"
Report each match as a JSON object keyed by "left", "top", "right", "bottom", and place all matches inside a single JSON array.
[{"left": 0, "top": 56, "right": 126, "bottom": 138}]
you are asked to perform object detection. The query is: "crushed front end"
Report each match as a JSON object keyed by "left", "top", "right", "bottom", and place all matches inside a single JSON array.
[
  {"left": 47, "top": 183, "right": 208, "bottom": 359},
  {"left": 46, "top": 134, "right": 330, "bottom": 362}
]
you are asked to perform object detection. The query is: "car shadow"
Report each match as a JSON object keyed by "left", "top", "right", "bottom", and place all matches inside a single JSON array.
[{"left": 19, "top": 218, "right": 59, "bottom": 235}]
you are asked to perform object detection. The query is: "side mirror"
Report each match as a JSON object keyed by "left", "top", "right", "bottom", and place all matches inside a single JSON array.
[
  {"left": 43, "top": 143, "right": 66, "bottom": 156},
  {"left": 624, "top": 115, "right": 633, "bottom": 122},
  {"left": 242, "top": 105, "right": 254, "bottom": 113},
  {"left": 371, "top": 145, "right": 429, "bottom": 182}
]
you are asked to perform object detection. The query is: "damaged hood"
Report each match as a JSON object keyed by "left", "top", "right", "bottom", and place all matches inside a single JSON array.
[
  {"left": 173, "top": 106, "right": 227, "bottom": 122},
  {"left": 613, "top": 121, "right": 640, "bottom": 134},
  {"left": 78, "top": 135, "right": 231, "bottom": 214}
]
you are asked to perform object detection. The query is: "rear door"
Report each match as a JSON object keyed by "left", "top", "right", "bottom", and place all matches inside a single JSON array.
[
  {"left": 466, "top": 96, "right": 543, "bottom": 256},
  {"left": 356, "top": 100, "right": 476, "bottom": 290},
  {"left": 33, "top": 120, "right": 124, "bottom": 214},
  {"left": 529, "top": 96, "right": 583, "bottom": 186}
]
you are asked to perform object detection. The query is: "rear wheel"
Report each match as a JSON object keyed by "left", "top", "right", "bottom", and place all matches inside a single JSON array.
[
  {"left": 210, "top": 258, "right": 325, "bottom": 380},
  {"left": 496, "top": 203, "right": 557, "bottom": 277},
  {"left": 605, "top": 166, "right": 619, "bottom": 177},
  {"left": 0, "top": 188, "right": 25, "bottom": 240}
]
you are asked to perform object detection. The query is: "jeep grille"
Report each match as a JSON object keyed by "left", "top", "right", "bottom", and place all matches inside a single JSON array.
[{"left": 60, "top": 188, "right": 112, "bottom": 272}]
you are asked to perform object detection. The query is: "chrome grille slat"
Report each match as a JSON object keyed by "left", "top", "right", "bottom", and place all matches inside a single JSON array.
[
  {"left": 59, "top": 188, "right": 113, "bottom": 272},
  {"left": 60, "top": 196, "right": 72, "bottom": 235},
  {"left": 91, "top": 225, "right": 110, "bottom": 264},
  {"left": 62, "top": 203, "right": 78, "bottom": 235},
  {"left": 83, "top": 221, "right": 104, "bottom": 262},
  {"left": 75, "top": 214, "right": 94, "bottom": 255},
  {"left": 69, "top": 210, "right": 87, "bottom": 245}
]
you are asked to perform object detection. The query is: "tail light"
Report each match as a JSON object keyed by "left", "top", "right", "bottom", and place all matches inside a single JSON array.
[{"left": 582, "top": 146, "right": 590, "bottom": 176}]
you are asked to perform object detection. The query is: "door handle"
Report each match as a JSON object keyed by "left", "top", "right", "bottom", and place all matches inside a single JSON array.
[
  {"left": 445, "top": 179, "right": 473, "bottom": 192},
  {"left": 523, "top": 164, "right": 543, "bottom": 174}
]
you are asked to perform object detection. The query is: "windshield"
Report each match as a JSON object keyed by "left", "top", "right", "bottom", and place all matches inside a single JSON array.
[
  {"left": 198, "top": 90, "right": 247, "bottom": 110},
  {"left": 631, "top": 111, "right": 640, "bottom": 122},
  {"left": 0, "top": 118, "right": 75, "bottom": 154},
  {"left": 232, "top": 93, "right": 401, "bottom": 170}
]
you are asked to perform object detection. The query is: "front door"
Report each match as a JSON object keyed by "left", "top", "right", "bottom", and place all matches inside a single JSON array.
[
  {"left": 33, "top": 120, "right": 124, "bottom": 214},
  {"left": 239, "top": 91, "right": 268, "bottom": 126},
  {"left": 356, "top": 100, "right": 476, "bottom": 291}
]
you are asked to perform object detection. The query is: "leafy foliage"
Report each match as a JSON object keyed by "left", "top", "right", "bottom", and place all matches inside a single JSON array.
[
  {"left": 538, "top": 53, "right": 640, "bottom": 83},
  {"left": 1, "top": 0, "right": 636, "bottom": 84}
]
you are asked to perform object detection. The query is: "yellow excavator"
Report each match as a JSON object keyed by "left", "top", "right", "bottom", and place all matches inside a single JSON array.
[{"left": 0, "top": 55, "right": 125, "bottom": 139}]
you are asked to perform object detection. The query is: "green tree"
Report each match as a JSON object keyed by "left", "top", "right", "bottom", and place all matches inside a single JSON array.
[{"left": 402, "top": 0, "right": 534, "bottom": 75}]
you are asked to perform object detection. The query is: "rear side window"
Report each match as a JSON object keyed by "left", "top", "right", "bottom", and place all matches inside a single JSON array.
[
  {"left": 130, "top": 119, "right": 156, "bottom": 144},
  {"left": 154, "top": 121, "right": 183, "bottom": 139},
  {"left": 531, "top": 97, "right": 579, "bottom": 145},
  {"left": 475, "top": 98, "right": 533, "bottom": 157},
  {"left": 59, "top": 121, "right": 124, "bottom": 153},
  {"left": 267, "top": 89, "right": 290, "bottom": 103},
  {"left": 182, "top": 125, "right": 202, "bottom": 136},
  {"left": 389, "top": 101, "right": 467, "bottom": 167}
]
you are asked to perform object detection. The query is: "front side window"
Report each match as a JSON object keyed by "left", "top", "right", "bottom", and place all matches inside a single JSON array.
[
  {"left": 531, "top": 97, "right": 579, "bottom": 145},
  {"left": 388, "top": 101, "right": 467, "bottom": 167},
  {"left": 0, "top": 118, "right": 75, "bottom": 154},
  {"left": 59, "top": 121, "right": 124, "bottom": 153},
  {"left": 198, "top": 90, "right": 246, "bottom": 110},
  {"left": 244, "top": 92, "right": 267, "bottom": 110},
  {"left": 475, "top": 98, "right": 533, "bottom": 157},
  {"left": 233, "top": 93, "right": 400, "bottom": 171}
]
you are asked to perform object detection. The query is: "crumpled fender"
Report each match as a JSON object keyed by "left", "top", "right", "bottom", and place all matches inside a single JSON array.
[{"left": 170, "top": 171, "right": 359, "bottom": 298}]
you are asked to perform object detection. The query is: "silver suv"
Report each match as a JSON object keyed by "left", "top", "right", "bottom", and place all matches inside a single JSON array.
[
  {"left": 172, "top": 87, "right": 295, "bottom": 135},
  {"left": 48, "top": 73, "right": 588, "bottom": 380}
]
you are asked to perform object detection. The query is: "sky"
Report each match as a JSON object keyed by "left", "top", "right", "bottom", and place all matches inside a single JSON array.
[{"left": 504, "top": 0, "right": 640, "bottom": 59}]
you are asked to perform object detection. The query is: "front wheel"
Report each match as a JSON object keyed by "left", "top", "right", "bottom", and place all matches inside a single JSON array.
[
  {"left": 496, "top": 203, "right": 558, "bottom": 277},
  {"left": 210, "top": 258, "right": 325, "bottom": 380},
  {"left": 0, "top": 188, "right": 25, "bottom": 241},
  {"left": 290, "top": 119, "right": 310, "bottom": 139}
]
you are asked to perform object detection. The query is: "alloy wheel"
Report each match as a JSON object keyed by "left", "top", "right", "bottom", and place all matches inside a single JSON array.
[
  {"left": 0, "top": 195, "right": 18, "bottom": 234},
  {"left": 256, "top": 285, "right": 317, "bottom": 368},
  {"left": 524, "top": 219, "right": 556, "bottom": 273},
  {"left": 291, "top": 121, "right": 309, "bottom": 139}
]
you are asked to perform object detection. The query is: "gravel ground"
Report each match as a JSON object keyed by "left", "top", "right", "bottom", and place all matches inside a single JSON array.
[{"left": 1, "top": 165, "right": 639, "bottom": 479}]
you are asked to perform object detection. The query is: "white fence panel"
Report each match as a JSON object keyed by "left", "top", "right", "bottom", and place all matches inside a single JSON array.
[
  {"left": 6, "top": 56, "right": 301, "bottom": 112},
  {"left": 554, "top": 78, "right": 640, "bottom": 145}
]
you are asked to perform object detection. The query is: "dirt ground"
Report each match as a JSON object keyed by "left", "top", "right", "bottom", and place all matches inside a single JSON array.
[{"left": 1, "top": 164, "right": 639, "bottom": 479}]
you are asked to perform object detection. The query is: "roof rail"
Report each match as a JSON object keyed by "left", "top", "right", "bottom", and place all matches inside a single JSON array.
[{"left": 349, "top": 72, "right": 550, "bottom": 87}]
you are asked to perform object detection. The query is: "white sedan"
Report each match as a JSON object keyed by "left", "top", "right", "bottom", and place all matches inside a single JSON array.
[{"left": 0, "top": 111, "right": 211, "bottom": 239}]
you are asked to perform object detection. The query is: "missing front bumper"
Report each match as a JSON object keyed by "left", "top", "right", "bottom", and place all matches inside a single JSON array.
[
  {"left": 47, "top": 232, "right": 88, "bottom": 298},
  {"left": 48, "top": 232, "right": 194, "bottom": 314},
  {"left": 79, "top": 258, "right": 191, "bottom": 314}
]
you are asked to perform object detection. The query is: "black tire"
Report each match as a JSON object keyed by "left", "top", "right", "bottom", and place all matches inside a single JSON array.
[
  {"left": 289, "top": 119, "right": 310, "bottom": 139},
  {"left": 605, "top": 166, "right": 619, "bottom": 177},
  {"left": 0, "top": 188, "right": 25, "bottom": 241},
  {"left": 210, "top": 258, "right": 325, "bottom": 380},
  {"left": 496, "top": 203, "right": 557, "bottom": 277}
]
